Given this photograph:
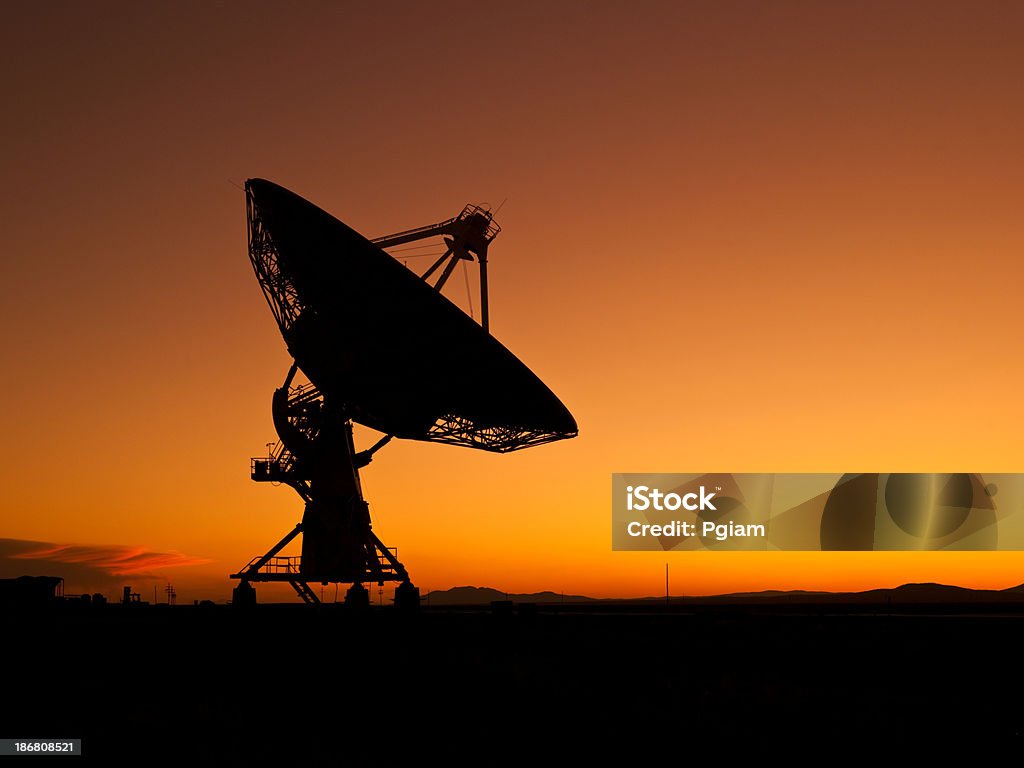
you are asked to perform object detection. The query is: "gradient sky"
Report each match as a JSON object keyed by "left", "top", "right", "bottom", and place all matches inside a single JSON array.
[{"left": 3, "top": 1, "right": 1024, "bottom": 601}]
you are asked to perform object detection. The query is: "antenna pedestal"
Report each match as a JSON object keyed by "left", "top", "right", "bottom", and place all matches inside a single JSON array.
[{"left": 230, "top": 370, "right": 417, "bottom": 607}]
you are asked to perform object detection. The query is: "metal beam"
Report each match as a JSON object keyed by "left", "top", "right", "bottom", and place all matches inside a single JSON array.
[{"left": 231, "top": 523, "right": 303, "bottom": 578}]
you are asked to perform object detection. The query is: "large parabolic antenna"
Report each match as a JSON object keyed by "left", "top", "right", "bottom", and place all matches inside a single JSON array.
[{"left": 231, "top": 180, "right": 577, "bottom": 605}]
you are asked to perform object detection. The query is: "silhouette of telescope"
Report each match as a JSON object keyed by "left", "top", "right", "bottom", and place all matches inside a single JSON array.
[
  {"left": 246, "top": 179, "right": 577, "bottom": 452},
  {"left": 233, "top": 180, "right": 577, "bottom": 606}
]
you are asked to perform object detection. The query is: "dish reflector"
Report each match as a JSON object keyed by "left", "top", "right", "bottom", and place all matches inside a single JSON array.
[{"left": 246, "top": 179, "right": 578, "bottom": 452}]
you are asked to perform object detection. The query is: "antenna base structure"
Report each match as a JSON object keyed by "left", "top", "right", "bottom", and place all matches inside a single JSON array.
[{"left": 230, "top": 364, "right": 416, "bottom": 606}]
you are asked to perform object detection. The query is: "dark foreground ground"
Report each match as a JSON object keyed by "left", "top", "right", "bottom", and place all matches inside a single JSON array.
[{"left": 5, "top": 602, "right": 1024, "bottom": 763}]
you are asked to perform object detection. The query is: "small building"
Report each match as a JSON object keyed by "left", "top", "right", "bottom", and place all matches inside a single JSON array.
[{"left": 0, "top": 576, "right": 64, "bottom": 606}]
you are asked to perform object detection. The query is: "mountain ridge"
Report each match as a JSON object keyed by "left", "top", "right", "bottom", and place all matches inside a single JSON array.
[{"left": 423, "top": 582, "right": 1024, "bottom": 605}]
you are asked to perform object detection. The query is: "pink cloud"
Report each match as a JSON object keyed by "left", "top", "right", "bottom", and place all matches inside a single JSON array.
[{"left": 10, "top": 541, "right": 210, "bottom": 576}]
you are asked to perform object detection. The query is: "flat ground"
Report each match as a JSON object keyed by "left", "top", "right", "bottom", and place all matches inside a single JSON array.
[{"left": 5, "top": 603, "right": 1024, "bottom": 763}]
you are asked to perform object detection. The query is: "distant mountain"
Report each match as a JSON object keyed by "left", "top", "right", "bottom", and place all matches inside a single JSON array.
[
  {"left": 423, "top": 586, "right": 595, "bottom": 605},
  {"left": 687, "top": 582, "right": 1024, "bottom": 605},
  {"left": 707, "top": 589, "right": 831, "bottom": 598},
  {"left": 423, "top": 582, "right": 1024, "bottom": 606},
  {"left": 870, "top": 582, "right": 979, "bottom": 599}
]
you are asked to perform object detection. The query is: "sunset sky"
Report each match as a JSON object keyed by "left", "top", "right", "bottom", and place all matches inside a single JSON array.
[{"left": 3, "top": 1, "right": 1024, "bottom": 601}]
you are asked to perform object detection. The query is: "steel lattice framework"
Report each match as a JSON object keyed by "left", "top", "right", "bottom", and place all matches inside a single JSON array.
[
  {"left": 426, "top": 414, "right": 572, "bottom": 453},
  {"left": 246, "top": 190, "right": 304, "bottom": 334}
]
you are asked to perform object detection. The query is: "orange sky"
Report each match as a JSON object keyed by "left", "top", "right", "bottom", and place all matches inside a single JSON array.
[{"left": 3, "top": 2, "right": 1024, "bottom": 601}]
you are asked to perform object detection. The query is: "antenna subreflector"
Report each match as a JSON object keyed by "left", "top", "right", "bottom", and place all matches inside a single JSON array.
[{"left": 231, "top": 179, "right": 577, "bottom": 606}]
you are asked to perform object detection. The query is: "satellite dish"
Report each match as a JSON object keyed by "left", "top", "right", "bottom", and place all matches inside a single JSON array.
[
  {"left": 245, "top": 178, "right": 577, "bottom": 451},
  {"left": 232, "top": 180, "right": 578, "bottom": 606}
]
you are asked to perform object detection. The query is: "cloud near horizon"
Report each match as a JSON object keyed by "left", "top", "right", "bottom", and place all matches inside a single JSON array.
[{"left": 0, "top": 538, "right": 210, "bottom": 586}]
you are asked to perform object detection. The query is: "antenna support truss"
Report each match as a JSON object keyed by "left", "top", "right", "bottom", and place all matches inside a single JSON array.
[{"left": 372, "top": 204, "right": 499, "bottom": 332}]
